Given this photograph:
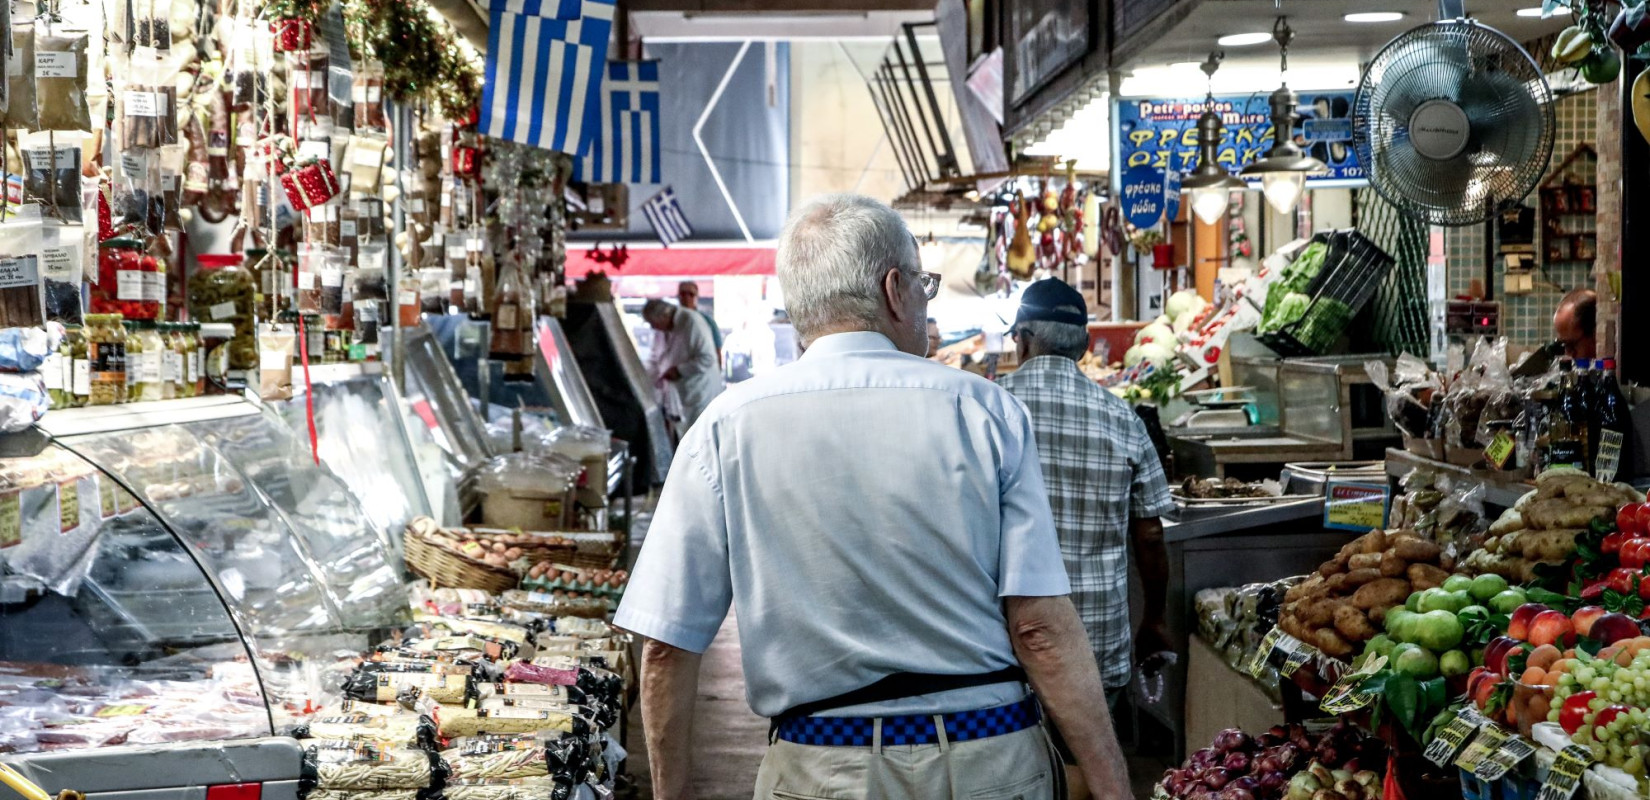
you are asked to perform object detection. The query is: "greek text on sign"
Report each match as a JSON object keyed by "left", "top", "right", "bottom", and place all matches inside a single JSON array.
[
  {"left": 1324, "top": 481, "right": 1391, "bottom": 532},
  {"left": 1303, "top": 118, "right": 1354, "bottom": 143},
  {"left": 1114, "top": 92, "right": 1364, "bottom": 181},
  {"left": 1455, "top": 722, "right": 1506, "bottom": 772},
  {"left": 1248, "top": 627, "right": 1283, "bottom": 678},
  {"left": 1321, "top": 655, "right": 1387, "bottom": 713},
  {"left": 1475, "top": 731, "right": 1536, "bottom": 781},
  {"left": 1536, "top": 744, "right": 1594, "bottom": 800},
  {"left": 0, "top": 256, "right": 40, "bottom": 290},
  {"left": 1424, "top": 706, "right": 1487, "bottom": 766}
]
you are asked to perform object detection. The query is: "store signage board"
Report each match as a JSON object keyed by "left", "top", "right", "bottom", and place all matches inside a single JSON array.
[
  {"left": 1162, "top": 169, "right": 1181, "bottom": 224},
  {"left": 1113, "top": 92, "right": 1366, "bottom": 195},
  {"left": 1323, "top": 481, "right": 1391, "bottom": 532},
  {"left": 1121, "top": 165, "right": 1167, "bottom": 229}
]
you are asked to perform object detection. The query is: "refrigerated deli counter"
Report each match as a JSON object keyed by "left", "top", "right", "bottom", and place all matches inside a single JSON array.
[{"left": 0, "top": 395, "right": 414, "bottom": 800}]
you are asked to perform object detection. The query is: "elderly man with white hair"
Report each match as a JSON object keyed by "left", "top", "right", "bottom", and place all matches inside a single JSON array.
[
  {"left": 616, "top": 193, "right": 1129, "bottom": 800},
  {"left": 643, "top": 298, "right": 725, "bottom": 437}
]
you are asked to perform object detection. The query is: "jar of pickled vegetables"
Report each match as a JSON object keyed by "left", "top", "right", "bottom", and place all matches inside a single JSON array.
[
  {"left": 187, "top": 323, "right": 204, "bottom": 396},
  {"left": 188, "top": 255, "right": 257, "bottom": 372},
  {"left": 131, "top": 321, "right": 164, "bottom": 402},
  {"left": 67, "top": 326, "right": 89, "bottom": 408},
  {"left": 123, "top": 321, "right": 143, "bottom": 401},
  {"left": 92, "top": 241, "right": 160, "bottom": 320},
  {"left": 157, "top": 323, "right": 178, "bottom": 399},
  {"left": 86, "top": 314, "right": 127, "bottom": 406}
]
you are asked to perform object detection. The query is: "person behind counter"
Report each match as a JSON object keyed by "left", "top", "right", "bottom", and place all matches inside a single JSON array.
[
  {"left": 617, "top": 193, "right": 1129, "bottom": 800},
  {"left": 1555, "top": 288, "right": 1597, "bottom": 361},
  {"left": 1000, "top": 277, "right": 1175, "bottom": 800}
]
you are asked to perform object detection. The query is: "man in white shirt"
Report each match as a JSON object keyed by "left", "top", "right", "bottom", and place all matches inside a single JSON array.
[
  {"left": 643, "top": 298, "right": 725, "bottom": 436},
  {"left": 616, "top": 194, "right": 1128, "bottom": 800}
]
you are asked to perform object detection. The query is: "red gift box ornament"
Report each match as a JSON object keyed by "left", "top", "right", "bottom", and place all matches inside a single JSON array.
[
  {"left": 282, "top": 160, "right": 340, "bottom": 210},
  {"left": 452, "top": 146, "right": 479, "bottom": 176},
  {"left": 271, "top": 19, "right": 312, "bottom": 52}
]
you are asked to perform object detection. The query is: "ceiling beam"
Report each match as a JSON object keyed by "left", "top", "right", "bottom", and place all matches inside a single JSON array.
[{"left": 627, "top": 0, "right": 935, "bottom": 11}]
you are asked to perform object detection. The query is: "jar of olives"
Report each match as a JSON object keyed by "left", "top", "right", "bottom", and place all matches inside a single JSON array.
[
  {"left": 123, "top": 321, "right": 143, "bottom": 401},
  {"left": 187, "top": 323, "right": 204, "bottom": 396},
  {"left": 188, "top": 255, "right": 258, "bottom": 371},
  {"left": 86, "top": 314, "right": 127, "bottom": 406},
  {"left": 67, "top": 326, "right": 89, "bottom": 408},
  {"left": 131, "top": 321, "right": 165, "bottom": 402},
  {"left": 158, "top": 323, "right": 180, "bottom": 399}
]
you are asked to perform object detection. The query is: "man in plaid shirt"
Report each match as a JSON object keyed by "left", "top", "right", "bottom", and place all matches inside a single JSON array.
[{"left": 1000, "top": 279, "right": 1174, "bottom": 798}]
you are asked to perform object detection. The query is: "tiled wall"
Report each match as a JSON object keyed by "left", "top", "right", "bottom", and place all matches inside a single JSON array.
[{"left": 1442, "top": 34, "right": 1602, "bottom": 350}]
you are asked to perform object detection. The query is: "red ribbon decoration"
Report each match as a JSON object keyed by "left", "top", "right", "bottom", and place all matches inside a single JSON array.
[{"left": 296, "top": 313, "right": 320, "bottom": 465}]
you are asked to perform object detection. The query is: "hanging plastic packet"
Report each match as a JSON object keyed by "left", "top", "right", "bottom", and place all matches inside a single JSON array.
[
  {"left": 226, "top": 20, "right": 264, "bottom": 110},
  {"left": 353, "top": 61, "right": 386, "bottom": 132},
  {"left": 109, "top": 149, "right": 150, "bottom": 228},
  {"left": 119, "top": 48, "right": 175, "bottom": 148},
  {"left": 157, "top": 144, "right": 186, "bottom": 229},
  {"left": 355, "top": 196, "right": 385, "bottom": 238},
  {"left": 357, "top": 241, "right": 387, "bottom": 275},
  {"left": 306, "top": 201, "right": 341, "bottom": 245},
  {"left": 420, "top": 268, "right": 449, "bottom": 314},
  {"left": 347, "top": 133, "right": 387, "bottom": 196},
  {"left": 40, "top": 223, "right": 84, "bottom": 325},
  {"left": 328, "top": 61, "right": 354, "bottom": 132},
  {"left": 19, "top": 132, "right": 81, "bottom": 223},
  {"left": 35, "top": 25, "right": 91, "bottom": 132},
  {"left": 259, "top": 320, "right": 295, "bottom": 399},
  {"left": 132, "top": 0, "right": 171, "bottom": 51},
  {"left": 339, "top": 204, "right": 360, "bottom": 263},
  {"left": 295, "top": 243, "right": 322, "bottom": 313},
  {"left": 5, "top": 22, "right": 39, "bottom": 130},
  {"left": 291, "top": 53, "right": 329, "bottom": 137},
  {"left": 0, "top": 206, "right": 47, "bottom": 328},
  {"left": 319, "top": 246, "right": 346, "bottom": 315}
]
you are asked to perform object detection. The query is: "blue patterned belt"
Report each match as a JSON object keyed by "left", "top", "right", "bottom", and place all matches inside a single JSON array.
[{"left": 773, "top": 697, "right": 1041, "bottom": 747}]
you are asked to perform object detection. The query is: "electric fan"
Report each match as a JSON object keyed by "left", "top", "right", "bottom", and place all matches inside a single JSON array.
[{"left": 1352, "top": 19, "right": 1555, "bottom": 226}]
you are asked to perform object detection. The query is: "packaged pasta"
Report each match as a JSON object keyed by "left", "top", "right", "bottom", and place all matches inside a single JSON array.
[
  {"left": 291, "top": 711, "right": 438, "bottom": 750},
  {"left": 443, "top": 777, "right": 563, "bottom": 800},
  {"left": 306, "top": 741, "right": 435, "bottom": 791},
  {"left": 435, "top": 708, "right": 579, "bottom": 739},
  {"left": 341, "top": 669, "right": 472, "bottom": 705},
  {"left": 443, "top": 746, "right": 548, "bottom": 781}
]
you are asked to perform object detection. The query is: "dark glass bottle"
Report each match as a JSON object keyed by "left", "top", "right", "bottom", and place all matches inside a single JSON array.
[
  {"left": 1595, "top": 358, "right": 1633, "bottom": 481},
  {"left": 1547, "top": 360, "right": 1587, "bottom": 470}
]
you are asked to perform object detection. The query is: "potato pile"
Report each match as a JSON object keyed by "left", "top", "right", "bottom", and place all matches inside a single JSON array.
[
  {"left": 1280, "top": 529, "right": 1446, "bottom": 659},
  {"left": 1461, "top": 471, "right": 1640, "bottom": 583}
]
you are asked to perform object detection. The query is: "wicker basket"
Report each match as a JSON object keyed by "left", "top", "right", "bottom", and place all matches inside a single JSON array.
[
  {"left": 405, "top": 528, "right": 518, "bottom": 594},
  {"left": 467, "top": 527, "right": 580, "bottom": 565}
]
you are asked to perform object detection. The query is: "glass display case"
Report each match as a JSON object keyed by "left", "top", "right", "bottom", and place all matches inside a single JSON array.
[{"left": 1, "top": 396, "right": 410, "bottom": 762}]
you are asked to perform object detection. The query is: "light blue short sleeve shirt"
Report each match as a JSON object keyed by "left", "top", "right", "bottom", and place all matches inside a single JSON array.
[{"left": 614, "top": 332, "right": 1071, "bottom": 719}]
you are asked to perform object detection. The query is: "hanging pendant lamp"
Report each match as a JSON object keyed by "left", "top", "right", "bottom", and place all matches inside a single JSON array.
[{"left": 1239, "top": 17, "right": 1329, "bottom": 215}]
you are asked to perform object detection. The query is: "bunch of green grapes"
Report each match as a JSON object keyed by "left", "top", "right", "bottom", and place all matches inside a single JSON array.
[{"left": 1551, "top": 656, "right": 1650, "bottom": 775}]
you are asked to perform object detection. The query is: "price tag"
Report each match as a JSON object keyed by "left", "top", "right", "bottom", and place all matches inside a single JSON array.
[
  {"left": 1275, "top": 632, "right": 1319, "bottom": 677},
  {"left": 1321, "top": 655, "right": 1387, "bottom": 713},
  {"left": 210, "top": 301, "right": 238, "bottom": 321},
  {"left": 0, "top": 255, "right": 39, "bottom": 289},
  {"left": 0, "top": 489, "right": 19, "bottom": 549},
  {"left": 35, "top": 51, "right": 76, "bottom": 79},
  {"left": 1323, "top": 481, "right": 1391, "bottom": 532},
  {"left": 1424, "top": 706, "right": 1486, "bottom": 766},
  {"left": 1536, "top": 744, "right": 1594, "bottom": 800},
  {"left": 1476, "top": 731, "right": 1536, "bottom": 781},
  {"left": 124, "top": 91, "right": 160, "bottom": 117},
  {"left": 1248, "top": 628, "right": 1283, "bottom": 678},
  {"left": 1597, "top": 430, "right": 1625, "bottom": 483},
  {"left": 1454, "top": 722, "right": 1506, "bottom": 773},
  {"left": 1485, "top": 433, "right": 1516, "bottom": 470},
  {"left": 58, "top": 480, "right": 79, "bottom": 533}
]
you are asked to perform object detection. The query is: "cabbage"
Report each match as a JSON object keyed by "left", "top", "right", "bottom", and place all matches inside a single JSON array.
[
  {"left": 1258, "top": 291, "right": 1312, "bottom": 334},
  {"left": 1134, "top": 322, "right": 1175, "bottom": 347},
  {"left": 1172, "top": 309, "right": 1203, "bottom": 334},
  {"left": 1125, "top": 341, "right": 1176, "bottom": 367},
  {"left": 1165, "top": 289, "right": 1207, "bottom": 321}
]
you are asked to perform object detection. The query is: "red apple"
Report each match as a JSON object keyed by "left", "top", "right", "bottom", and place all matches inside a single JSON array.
[
  {"left": 1509, "top": 603, "right": 1551, "bottom": 640},
  {"left": 1591, "top": 612, "right": 1645, "bottom": 644},
  {"left": 1485, "top": 636, "right": 1520, "bottom": 674},
  {"left": 1465, "top": 666, "right": 1491, "bottom": 698},
  {"left": 1474, "top": 672, "right": 1502, "bottom": 711},
  {"left": 1529, "top": 610, "right": 1577, "bottom": 648},
  {"left": 1560, "top": 691, "right": 1598, "bottom": 734},
  {"left": 1574, "top": 606, "right": 1608, "bottom": 637},
  {"left": 1619, "top": 503, "right": 1644, "bottom": 535}
]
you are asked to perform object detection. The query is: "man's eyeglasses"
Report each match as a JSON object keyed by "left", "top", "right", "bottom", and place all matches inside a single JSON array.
[{"left": 915, "top": 270, "right": 941, "bottom": 300}]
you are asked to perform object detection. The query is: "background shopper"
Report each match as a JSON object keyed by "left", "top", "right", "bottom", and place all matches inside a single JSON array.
[
  {"left": 617, "top": 194, "right": 1130, "bottom": 800},
  {"left": 643, "top": 298, "right": 725, "bottom": 436},
  {"left": 677, "top": 281, "right": 725, "bottom": 363},
  {"left": 1000, "top": 278, "right": 1175, "bottom": 799}
]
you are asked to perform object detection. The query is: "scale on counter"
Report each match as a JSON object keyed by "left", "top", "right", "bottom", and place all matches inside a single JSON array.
[{"left": 1178, "top": 386, "right": 1258, "bottom": 431}]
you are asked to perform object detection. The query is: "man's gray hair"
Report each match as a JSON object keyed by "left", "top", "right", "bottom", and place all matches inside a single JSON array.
[
  {"left": 1016, "top": 320, "right": 1090, "bottom": 361},
  {"left": 776, "top": 194, "right": 918, "bottom": 339},
  {"left": 642, "top": 298, "right": 675, "bottom": 322}
]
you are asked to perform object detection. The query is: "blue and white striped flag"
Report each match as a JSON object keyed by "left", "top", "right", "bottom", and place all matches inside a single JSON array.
[
  {"left": 641, "top": 187, "right": 692, "bottom": 246},
  {"left": 480, "top": 0, "right": 615, "bottom": 154},
  {"left": 572, "top": 60, "right": 662, "bottom": 184}
]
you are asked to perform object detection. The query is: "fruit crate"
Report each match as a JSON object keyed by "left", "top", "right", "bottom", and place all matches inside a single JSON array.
[{"left": 1258, "top": 229, "right": 1397, "bottom": 358}]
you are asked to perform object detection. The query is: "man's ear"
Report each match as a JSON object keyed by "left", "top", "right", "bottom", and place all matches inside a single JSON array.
[{"left": 882, "top": 268, "right": 908, "bottom": 323}]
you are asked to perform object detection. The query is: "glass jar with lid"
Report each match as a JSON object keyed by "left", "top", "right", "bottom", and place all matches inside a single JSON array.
[
  {"left": 136, "top": 322, "right": 165, "bottom": 402},
  {"left": 157, "top": 323, "right": 179, "bottom": 399},
  {"left": 63, "top": 326, "right": 87, "bottom": 408},
  {"left": 123, "top": 321, "right": 143, "bottom": 401},
  {"left": 188, "top": 323, "right": 205, "bottom": 395},
  {"left": 85, "top": 314, "right": 127, "bottom": 406},
  {"left": 188, "top": 254, "right": 257, "bottom": 372}
]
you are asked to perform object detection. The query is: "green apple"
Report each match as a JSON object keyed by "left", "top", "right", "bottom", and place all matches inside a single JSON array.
[
  {"left": 1386, "top": 609, "right": 1418, "bottom": 643},
  {"left": 1418, "top": 588, "right": 1471, "bottom": 614},
  {"left": 1443, "top": 574, "right": 1474, "bottom": 594},
  {"left": 1470, "top": 574, "right": 1510, "bottom": 603},
  {"left": 1394, "top": 646, "right": 1440, "bottom": 679},
  {"left": 1490, "top": 588, "right": 1528, "bottom": 615},
  {"left": 1413, "top": 610, "right": 1466, "bottom": 652},
  {"left": 1366, "top": 634, "right": 1397, "bottom": 659},
  {"left": 1439, "top": 649, "right": 1471, "bottom": 677}
]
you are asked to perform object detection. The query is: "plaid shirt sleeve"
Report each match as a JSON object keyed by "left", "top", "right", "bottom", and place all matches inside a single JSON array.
[{"left": 1127, "top": 421, "right": 1175, "bottom": 518}]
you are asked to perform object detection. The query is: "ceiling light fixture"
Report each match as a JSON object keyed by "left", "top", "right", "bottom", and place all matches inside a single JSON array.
[
  {"left": 1181, "top": 51, "right": 1247, "bottom": 225},
  {"left": 1515, "top": 6, "right": 1545, "bottom": 15},
  {"left": 1217, "top": 32, "right": 1274, "bottom": 46},
  {"left": 1239, "top": 16, "right": 1330, "bottom": 215},
  {"left": 1344, "top": 12, "right": 1405, "bottom": 22}
]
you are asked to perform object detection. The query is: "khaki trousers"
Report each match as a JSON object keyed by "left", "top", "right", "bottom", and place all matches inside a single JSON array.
[{"left": 753, "top": 725, "right": 1062, "bottom": 800}]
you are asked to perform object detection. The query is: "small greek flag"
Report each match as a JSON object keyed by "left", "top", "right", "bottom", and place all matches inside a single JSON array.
[
  {"left": 642, "top": 187, "right": 692, "bottom": 246},
  {"left": 572, "top": 61, "right": 662, "bottom": 184},
  {"left": 480, "top": 0, "right": 615, "bottom": 154}
]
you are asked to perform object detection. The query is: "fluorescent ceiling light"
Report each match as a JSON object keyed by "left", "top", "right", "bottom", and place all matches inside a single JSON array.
[
  {"left": 1217, "top": 32, "right": 1274, "bottom": 46},
  {"left": 1515, "top": 6, "right": 1546, "bottom": 15},
  {"left": 1344, "top": 12, "right": 1404, "bottom": 22},
  {"left": 1119, "top": 62, "right": 1359, "bottom": 96}
]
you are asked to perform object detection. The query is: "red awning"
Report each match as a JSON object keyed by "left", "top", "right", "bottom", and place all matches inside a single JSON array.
[{"left": 564, "top": 246, "right": 776, "bottom": 278}]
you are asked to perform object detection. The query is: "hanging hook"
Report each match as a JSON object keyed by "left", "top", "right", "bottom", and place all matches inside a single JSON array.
[{"left": 1272, "top": 16, "right": 1293, "bottom": 75}]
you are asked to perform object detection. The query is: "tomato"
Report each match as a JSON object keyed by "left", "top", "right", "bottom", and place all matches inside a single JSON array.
[
  {"left": 1605, "top": 531, "right": 1630, "bottom": 555},
  {"left": 1623, "top": 539, "right": 1650, "bottom": 569},
  {"left": 1607, "top": 567, "right": 1639, "bottom": 594},
  {"left": 1637, "top": 503, "right": 1650, "bottom": 534},
  {"left": 1620, "top": 503, "right": 1645, "bottom": 535},
  {"left": 1594, "top": 704, "right": 1632, "bottom": 734},
  {"left": 1560, "top": 691, "right": 1597, "bottom": 734}
]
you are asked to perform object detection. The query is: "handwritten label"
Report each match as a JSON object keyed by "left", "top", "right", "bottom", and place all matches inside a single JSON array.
[
  {"left": 1454, "top": 722, "right": 1506, "bottom": 773},
  {"left": 58, "top": 480, "right": 79, "bottom": 533},
  {"left": 1485, "top": 433, "right": 1516, "bottom": 470},
  {"left": 1425, "top": 706, "right": 1487, "bottom": 766},
  {"left": 0, "top": 490, "right": 19, "bottom": 549},
  {"left": 1536, "top": 744, "right": 1594, "bottom": 800},
  {"left": 1475, "top": 732, "right": 1536, "bottom": 781},
  {"left": 124, "top": 91, "right": 160, "bottom": 117},
  {"left": 1248, "top": 627, "right": 1283, "bottom": 678},
  {"left": 1321, "top": 655, "right": 1387, "bottom": 713},
  {"left": 1323, "top": 481, "right": 1391, "bottom": 532}
]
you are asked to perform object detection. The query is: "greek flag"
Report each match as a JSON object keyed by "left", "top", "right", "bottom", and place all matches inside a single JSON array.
[
  {"left": 642, "top": 187, "right": 692, "bottom": 246},
  {"left": 480, "top": 0, "right": 615, "bottom": 154},
  {"left": 572, "top": 61, "right": 662, "bottom": 184}
]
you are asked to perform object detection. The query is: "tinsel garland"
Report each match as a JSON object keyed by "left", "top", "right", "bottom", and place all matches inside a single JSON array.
[
  {"left": 262, "top": 0, "right": 329, "bottom": 22},
  {"left": 344, "top": 0, "right": 482, "bottom": 119}
]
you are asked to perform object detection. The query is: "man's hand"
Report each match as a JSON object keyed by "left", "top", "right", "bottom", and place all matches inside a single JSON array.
[
  {"left": 1135, "top": 618, "right": 1173, "bottom": 671},
  {"left": 665, "top": 366, "right": 682, "bottom": 381},
  {"left": 639, "top": 638, "right": 703, "bottom": 800},
  {"left": 1005, "top": 595, "right": 1131, "bottom": 799}
]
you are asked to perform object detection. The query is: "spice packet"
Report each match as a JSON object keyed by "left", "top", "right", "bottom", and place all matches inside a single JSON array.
[{"left": 36, "top": 26, "right": 91, "bottom": 132}]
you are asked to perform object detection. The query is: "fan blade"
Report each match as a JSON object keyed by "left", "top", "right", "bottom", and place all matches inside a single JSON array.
[
  {"left": 1369, "top": 34, "right": 1473, "bottom": 121},
  {"left": 1457, "top": 70, "right": 1548, "bottom": 199},
  {"left": 1378, "top": 135, "right": 1475, "bottom": 205}
]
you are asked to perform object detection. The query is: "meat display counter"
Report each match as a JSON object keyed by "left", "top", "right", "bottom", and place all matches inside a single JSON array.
[{"left": 1, "top": 396, "right": 408, "bottom": 797}]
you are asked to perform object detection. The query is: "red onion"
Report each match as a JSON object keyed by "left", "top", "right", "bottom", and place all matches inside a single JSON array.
[
  {"left": 1218, "top": 787, "right": 1255, "bottom": 800},
  {"left": 1230, "top": 776, "right": 1261, "bottom": 794},
  {"left": 1191, "top": 748, "right": 1220, "bottom": 770},
  {"left": 1251, "top": 754, "right": 1285, "bottom": 775},
  {"left": 1213, "top": 728, "right": 1254, "bottom": 753},
  {"left": 1202, "top": 768, "right": 1234, "bottom": 790},
  {"left": 1256, "top": 772, "right": 1287, "bottom": 793},
  {"left": 1223, "top": 752, "right": 1252, "bottom": 772}
]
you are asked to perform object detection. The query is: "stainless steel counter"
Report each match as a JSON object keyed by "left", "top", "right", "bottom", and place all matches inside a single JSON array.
[{"left": 1163, "top": 497, "right": 1326, "bottom": 542}]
